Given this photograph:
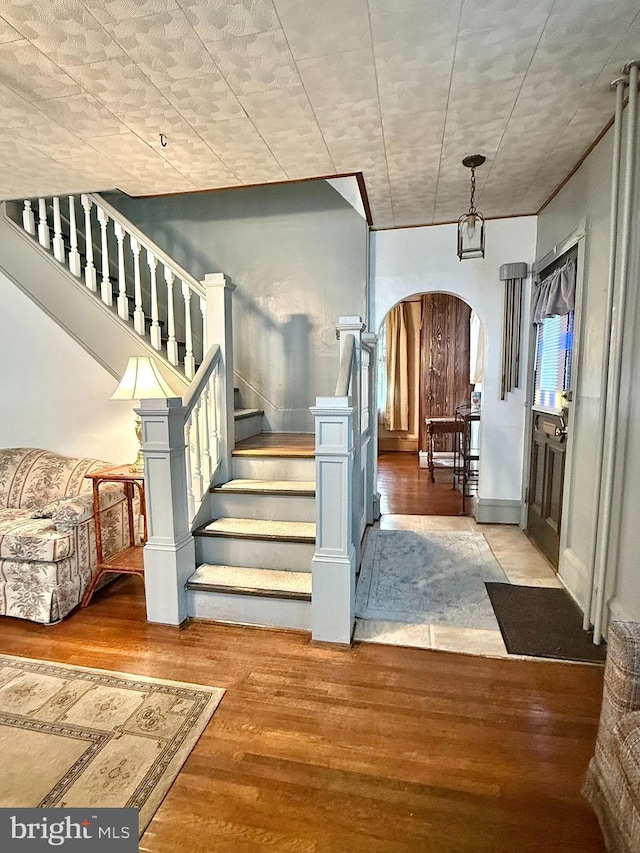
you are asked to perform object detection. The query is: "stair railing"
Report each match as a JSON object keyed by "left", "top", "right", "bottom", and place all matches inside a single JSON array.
[
  {"left": 19, "top": 194, "right": 206, "bottom": 381},
  {"left": 137, "top": 274, "right": 235, "bottom": 626},
  {"left": 310, "top": 315, "right": 379, "bottom": 644}
]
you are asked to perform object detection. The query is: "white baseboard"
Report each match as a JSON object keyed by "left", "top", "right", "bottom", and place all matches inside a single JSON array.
[
  {"left": 608, "top": 596, "right": 634, "bottom": 625},
  {"left": 474, "top": 498, "right": 521, "bottom": 524},
  {"left": 558, "top": 547, "right": 589, "bottom": 612}
]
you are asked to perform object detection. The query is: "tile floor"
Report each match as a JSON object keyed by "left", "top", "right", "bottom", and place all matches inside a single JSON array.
[{"left": 354, "top": 514, "right": 563, "bottom": 659}]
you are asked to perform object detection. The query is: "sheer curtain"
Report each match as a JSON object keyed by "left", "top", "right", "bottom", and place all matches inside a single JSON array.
[{"left": 384, "top": 302, "right": 411, "bottom": 431}]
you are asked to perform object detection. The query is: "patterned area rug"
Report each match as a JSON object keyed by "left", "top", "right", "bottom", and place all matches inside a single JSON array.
[
  {"left": 0, "top": 655, "right": 224, "bottom": 834},
  {"left": 355, "top": 529, "right": 508, "bottom": 630}
]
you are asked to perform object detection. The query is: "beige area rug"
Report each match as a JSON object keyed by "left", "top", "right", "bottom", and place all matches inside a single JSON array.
[{"left": 0, "top": 654, "right": 224, "bottom": 834}]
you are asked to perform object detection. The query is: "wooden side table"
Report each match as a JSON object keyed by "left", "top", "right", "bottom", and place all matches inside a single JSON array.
[
  {"left": 425, "top": 417, "right": 463, "bottom": 483},
  {"left": 81, "top": 465, "right": 147, "bottom": 608}
]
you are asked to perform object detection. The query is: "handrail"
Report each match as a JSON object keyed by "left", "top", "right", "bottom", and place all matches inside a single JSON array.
[
  {"left": 335, "top": 333, "right": 356, "bottom": 396},
  {"left": 183, "top": 344, "right": 221, "bottom": 417},
  {"left": 87, "top": 192, "right": 206, "bottom": 299}
]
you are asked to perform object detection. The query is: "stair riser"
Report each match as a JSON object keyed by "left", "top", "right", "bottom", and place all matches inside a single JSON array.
[
  {"left": 234, "top": 413, "right": 264, "bottom": 442},
  {"left": 195, "top": 536, "right": 314, "bottom": 572},
  {"left": 188, "top": 589, "right": 311, "bottom": 630},
  {"left": 232, "top": 456, "right": 315, "bottom": 481},
  {"left": 210, "top": 491, "right": 316, "bottom": 522}
]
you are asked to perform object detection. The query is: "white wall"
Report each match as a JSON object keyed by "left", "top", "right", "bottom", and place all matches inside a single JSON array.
[
  {"left": 537, "top": 118, "right": 640, "bottom": 625},
  {"left": 0, "top": 270, "right": 138, "bottom": 463},
  {"left": 371, "top": 217, "right": 538, "bottom": 514}
]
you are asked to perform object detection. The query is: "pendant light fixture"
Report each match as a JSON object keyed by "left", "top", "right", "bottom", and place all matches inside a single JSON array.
[{"left": 457, "top": 154, "right": 486, "bottom": 260}]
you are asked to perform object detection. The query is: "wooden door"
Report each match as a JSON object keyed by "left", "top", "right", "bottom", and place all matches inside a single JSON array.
[
  {"left": 419, "top": 294, "right": 471, "bottom": 451},
  {"left": 526, "top": 412, "right": 566, "bottom": 569}
]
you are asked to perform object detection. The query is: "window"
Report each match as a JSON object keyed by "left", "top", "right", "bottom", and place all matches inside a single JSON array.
[{"left": 533, "top": 310, "right": 574, "bottom": 411}]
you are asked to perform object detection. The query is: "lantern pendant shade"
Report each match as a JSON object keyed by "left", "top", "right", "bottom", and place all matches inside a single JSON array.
[
  {"left": 457, "top": 153, "right": 486, "bottom": 261},
  {"left": 457, "top": 210, "right": 486, "bottom": 260}
]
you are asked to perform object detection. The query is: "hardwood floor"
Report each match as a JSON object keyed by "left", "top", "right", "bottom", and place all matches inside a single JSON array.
[
  {"left": 0, "top": 577, "right": 605, "bottom": 853},
  {"left": 378, "top": 450, "right": 465, "bottom": 516}
]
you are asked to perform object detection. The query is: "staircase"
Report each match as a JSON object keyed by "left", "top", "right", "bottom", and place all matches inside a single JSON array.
[
  {"left": 3, "top": 192, "right": 378, "bottom": 642},
  {"left": 187, "top": 433, "right": 315, "bottom": 630}
]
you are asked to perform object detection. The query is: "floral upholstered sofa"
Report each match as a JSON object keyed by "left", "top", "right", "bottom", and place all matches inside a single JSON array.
[
  {"left": 0, "top": 448, "right": 135, "bottom": 625},
  {"left": 583, "top": 621, "right": 640, "bottom": 853}
]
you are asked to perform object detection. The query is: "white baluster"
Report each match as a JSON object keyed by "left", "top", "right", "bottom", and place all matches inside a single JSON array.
[
  {"left": 182, "top": 280, "right": 195, "bottom": 379},
  {"left": 80, "top": 194, "right": 97, "bottom": 292},
  {"left": 22, "top": 200, "right": 35, "bottom": 235},
  {"left": 201, "top": 385, "right": 212, "bottom": 483},
  {"left": 192, "top": 401, "right": 203, "bottom": 505},
  {"left": 147, "top": 249, "right": 162, "bottom": 350},
  {"left": 114, "top": 222, "right": 128, "bottom": 320},
  {"left": 96, "top": 205, "right": 112, "bottom": 306},
  {"left": 52, "top": 197, "right": 65, "bottom": 263},
  {"left": 200, "top": 295, "right": 207, "bottom": 356},
  {"left": 130, "top": 236, "right": 145, "bottom": 335},
  {"left": 210, "top": 370, "right": 221, "bottom": 469},
  {"left": 184, "top": 419, "right": 195, "bottom": 522},
  {"left": 37, "top": 198, "right": 50, "bottom": 249},
  {"left": 164, "top": 267, "right": 178, "bottom": 366},
  {"left": 68, "top": 196, "right": 81, "bottom": 277}
]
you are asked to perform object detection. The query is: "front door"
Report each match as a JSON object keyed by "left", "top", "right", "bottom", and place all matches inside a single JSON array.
[
  {"left": 527, "top": 411, "right": 567, "bottom": 568},
  {"left": 525, "top": 249, "right": 577, "bottom": 569}
]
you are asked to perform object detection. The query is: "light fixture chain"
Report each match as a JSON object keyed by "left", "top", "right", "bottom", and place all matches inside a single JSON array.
[{"left": 469, "top": 166, "right": 477, "bottom": 214}]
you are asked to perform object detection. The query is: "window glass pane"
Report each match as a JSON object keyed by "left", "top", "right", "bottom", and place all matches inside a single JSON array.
[{"left": 534, "top": 311, "right": 574, "bottom": 410}]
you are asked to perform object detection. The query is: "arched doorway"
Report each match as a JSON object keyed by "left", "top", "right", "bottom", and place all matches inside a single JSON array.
[{"left": 376, "top": 291, "right": 485, "bottom": 516}]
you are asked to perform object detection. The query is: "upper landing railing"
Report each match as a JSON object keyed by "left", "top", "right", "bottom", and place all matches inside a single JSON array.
[{"left": 19, "top": 194, "right": 206, "bottom": 380}]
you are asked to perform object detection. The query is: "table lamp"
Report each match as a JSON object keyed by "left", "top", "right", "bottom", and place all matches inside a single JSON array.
[{"left": 111, "top": 356, "right": 182, "bottom": 472}]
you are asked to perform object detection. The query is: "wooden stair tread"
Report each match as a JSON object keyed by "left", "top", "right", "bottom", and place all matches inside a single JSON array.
[
  {"left": 186, "top": 564, "right": 311, "bottom": 600},
  {"left": 211, "top": 479, "right": 315, "bottom": 496},
  {"left": 233, "top": 433, "right": 315, "bottom": 458},
  {"left": 195, "top": 518, "right": 315, "bottom": 543},
  {"left": 234, "top": 408, "right": 264, "bottom": 420}
]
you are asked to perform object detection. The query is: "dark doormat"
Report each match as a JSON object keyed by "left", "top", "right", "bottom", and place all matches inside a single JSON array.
[{"left": 485, "top": 583, "right": 607, "bottom": 663}]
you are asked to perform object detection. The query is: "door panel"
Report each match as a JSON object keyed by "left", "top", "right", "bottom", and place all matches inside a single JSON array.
[
  {"left": 419, "top": 294, "right": 471, "bottom": 451},
  {"left": 526, "top": 412, "right": 566, "bottom": 569}
]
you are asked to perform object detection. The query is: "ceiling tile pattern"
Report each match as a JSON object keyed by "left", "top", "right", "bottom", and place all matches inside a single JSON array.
[{"left": 0, "top": 0, "right": 638, "bottom": 228}]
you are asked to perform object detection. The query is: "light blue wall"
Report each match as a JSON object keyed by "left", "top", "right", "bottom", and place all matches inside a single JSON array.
[{"left": 105, "top": 181, "right": 368, "bottom": 432}]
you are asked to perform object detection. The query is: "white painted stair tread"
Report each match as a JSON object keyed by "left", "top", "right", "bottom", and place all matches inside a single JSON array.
[
  {"left": 214, "top": 479, "right": 315, "bottom": 495},
  {"left": 202, "top": 518, "right": 315, "bottom": 541},
  {"left": 188, "top": 564, "right": 311, "bottom": 597}
]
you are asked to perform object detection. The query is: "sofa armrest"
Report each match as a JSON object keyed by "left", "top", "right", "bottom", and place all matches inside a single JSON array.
[
  {"left": 605, "top": 622, "right": 640, "bottom": 716},
  {"left": 32, "top": 484, "right": 126, "bottom": 531},
  {"left": 594, "top": 621, "right": 640, "bottom": 764}
]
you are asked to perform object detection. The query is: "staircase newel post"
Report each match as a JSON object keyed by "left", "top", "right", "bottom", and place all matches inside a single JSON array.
[
  {"left": 335, "top": 315, "right": 365, "bottom": 565},
  {"left": 310, "top": 396, "right": 356, "bottom": 644},
  {"left": 138, "top": 396, "right": 194, "bottom": 626},
  {"left": 362, "top": 331, "right": 381, "bottom": 524},
  {"left": 202, "top": 273, "right": 235, "bottom": 483}
]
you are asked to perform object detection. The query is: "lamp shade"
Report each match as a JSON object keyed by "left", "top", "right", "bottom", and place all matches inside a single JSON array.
[{"left": 111, "top": 356, "right": 181, "bottom": 401}]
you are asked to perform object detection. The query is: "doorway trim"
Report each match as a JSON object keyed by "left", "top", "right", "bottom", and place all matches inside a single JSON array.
[{"left": 520, "top": 222, "right": 588, "bottom": 581}]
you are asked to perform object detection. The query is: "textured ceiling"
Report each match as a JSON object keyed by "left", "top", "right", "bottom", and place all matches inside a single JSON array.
[{"left": 0, "top": 0, "right": 638, "bottom": 228}]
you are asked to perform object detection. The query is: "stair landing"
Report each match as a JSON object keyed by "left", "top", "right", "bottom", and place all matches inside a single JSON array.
[{"left": 233, "top": 433, "right": 314, "bottom": 457}]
